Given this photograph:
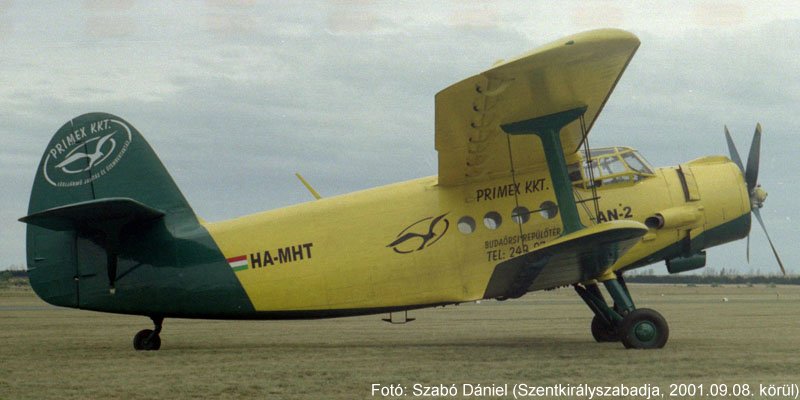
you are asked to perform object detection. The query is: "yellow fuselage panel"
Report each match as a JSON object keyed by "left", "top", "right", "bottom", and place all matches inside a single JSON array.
[
  {"left": 203, "top": 158, "right": 749, "bottom": 312},
  {"left": 205, "top": 177, "right": 472, "bottom": 311}
]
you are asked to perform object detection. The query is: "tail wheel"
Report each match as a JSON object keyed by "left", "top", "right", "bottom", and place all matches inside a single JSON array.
[
  {"left": 133, "top": 329, "right": 161, "bottom": 351},
  {"left": 590, "top": 315, "right": 619, "bottom": 342},
  {"left": 619, "top": 308, "right": 669, "bottom": 349}
]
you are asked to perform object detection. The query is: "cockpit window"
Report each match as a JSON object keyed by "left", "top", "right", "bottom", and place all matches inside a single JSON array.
[
  {"left": 588, "top": 148, "right": 616, "bottom": 157},
  {"left": 569, "top": 147, "right": 655, "bottom": 188},
  {"left": 598, "top": 155, "right": 626, "bottom": 175},
  {"left": 622, "top": 151, "right": 654, "bottom": 175}
]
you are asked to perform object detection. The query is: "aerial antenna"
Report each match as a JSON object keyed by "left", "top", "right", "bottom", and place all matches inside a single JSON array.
[{"left": 295, "top": 173, "right": 322, "bottom": 200}]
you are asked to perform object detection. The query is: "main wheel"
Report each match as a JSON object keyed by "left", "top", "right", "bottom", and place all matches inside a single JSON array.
[
  {"left": 619, "top": 308, "right": 668, "bottom": 349},
  {"left": 133, "top": 329, "right": 162, "bottom": 351},
  {"left": 590, "top": 315, "right": 619, "bottom": 342}
]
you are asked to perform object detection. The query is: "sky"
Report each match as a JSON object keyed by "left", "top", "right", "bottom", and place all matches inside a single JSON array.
[{"left": 1, "top": 1, "right": 799, "bottom": 275}]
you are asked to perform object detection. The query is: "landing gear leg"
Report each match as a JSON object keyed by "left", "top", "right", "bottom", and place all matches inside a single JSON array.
[
  {"left": 575, "top": 274, "right": 669, "bottom": 349},
  {"left": 133, "top": 316, "right": 163, "bottom": 351},
  {"left": 574, "top": 283, "right": 619, "bottom": 342}
]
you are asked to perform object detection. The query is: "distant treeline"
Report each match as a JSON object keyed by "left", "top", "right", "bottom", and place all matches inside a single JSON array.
[
  {"left": 1, "top": 270, "right": 28, "bottom": 281},
  {"left": 625, "top": 274, "right": 800, "bottom": 285}
]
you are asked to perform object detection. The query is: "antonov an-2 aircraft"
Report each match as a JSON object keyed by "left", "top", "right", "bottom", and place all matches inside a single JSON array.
[{"left": 21, "top": 29, "right": 783, "bottom": 350}]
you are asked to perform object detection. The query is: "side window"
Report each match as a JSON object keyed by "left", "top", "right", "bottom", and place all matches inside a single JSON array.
[
  {"left": 539, "top": 201, "right": 558, "bottom": 219},
  {"left": 511, "top": 206, "right": 530, "bottom": 224},
  {"left": 457, "top": 216, "right": 476, "bottom": 234},
  {"left": 483, "top": 211, "right": 502, "bottom": 230}
]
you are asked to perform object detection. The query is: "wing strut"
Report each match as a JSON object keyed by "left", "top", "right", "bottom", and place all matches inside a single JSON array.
[
  {"left": 579, "top": 114, "right": 601, "bottom": 224},
  {"left": 502, "top": 106, "right": 588, "bottom": 235}
]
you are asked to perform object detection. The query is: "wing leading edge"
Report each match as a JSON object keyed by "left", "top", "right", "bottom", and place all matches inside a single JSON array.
[
  {"left": 482, "top": 220, "right": 648, "bottom": 299},
  {"left": 435, "top": 29, "right": 640, "bottom": 186}
]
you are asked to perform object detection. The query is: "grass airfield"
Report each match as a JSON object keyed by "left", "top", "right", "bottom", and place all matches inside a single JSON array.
[{"left": 2, "top": 284, "right": 799, "bottom": 399}]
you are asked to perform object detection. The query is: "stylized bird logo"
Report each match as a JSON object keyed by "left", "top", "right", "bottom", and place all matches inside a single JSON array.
[
  {"left": 387, "top": 213, "right": 449, "bottom": 254},
  {"left": 54, "top": 131, "right": 117, "bottom": 173}
]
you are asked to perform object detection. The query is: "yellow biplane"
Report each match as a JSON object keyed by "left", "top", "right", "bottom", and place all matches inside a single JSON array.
[{"left": 21, "top": 29, "right": 782, "bottom": 350}]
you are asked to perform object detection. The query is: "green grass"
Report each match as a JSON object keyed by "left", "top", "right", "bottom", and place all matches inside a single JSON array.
[{"left": 1, "top": 284, "right": 799, "bottom": 399}]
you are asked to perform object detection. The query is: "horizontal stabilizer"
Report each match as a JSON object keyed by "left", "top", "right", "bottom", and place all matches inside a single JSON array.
[
  {"left": 19, "top": 197, "right": 164, "bottom": 232},
  {"left": 484, "top": 220, "right": 647, "bottom": 299}
]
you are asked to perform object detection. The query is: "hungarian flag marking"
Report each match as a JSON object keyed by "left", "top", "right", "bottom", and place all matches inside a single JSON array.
[{"left": 227, "top": 255, "right": 248, "bottom": 272}]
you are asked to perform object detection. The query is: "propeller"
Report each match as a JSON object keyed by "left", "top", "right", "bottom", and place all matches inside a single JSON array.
[{"left": 725, "top": 124, "right": 785, "bottom": 275}]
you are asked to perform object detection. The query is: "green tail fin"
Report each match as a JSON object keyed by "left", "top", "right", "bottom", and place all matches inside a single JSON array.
[
  {"left": 23, "top": 113, "right": 196, "bottom": 308},
  {"left": 21, "top": 113, "right": 253, "bottom": 316}
]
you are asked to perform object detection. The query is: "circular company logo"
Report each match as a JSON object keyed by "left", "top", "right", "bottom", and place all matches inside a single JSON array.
[{"left": 42, "top": 118, "right": 133, "bottom": 187}]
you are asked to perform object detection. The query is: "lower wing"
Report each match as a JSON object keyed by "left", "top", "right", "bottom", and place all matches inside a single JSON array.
[{"left": 483, "top": 220, "right": 647, "bottom": 299}]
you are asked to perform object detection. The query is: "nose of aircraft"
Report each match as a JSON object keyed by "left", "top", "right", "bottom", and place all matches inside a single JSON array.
[
  {"left": 680, "top": 156, "right": 751, "bottom": 251},
  {"left": 724, "top": 124, "right": 785, "bottom": 275}
]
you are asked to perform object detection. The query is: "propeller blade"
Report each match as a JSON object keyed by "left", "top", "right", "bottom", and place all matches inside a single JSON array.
[
  {"left": 744, "top": 123, "right": 762, "bottom": 193},
  {"left": 752, "top": 208, "right": 786, "bottom": 276},
  {"left": 746, "top": 234, "right": 750, "bottom": 263},
  {"left": 725, "top": 125, "right": 744, "bottom": 172}
]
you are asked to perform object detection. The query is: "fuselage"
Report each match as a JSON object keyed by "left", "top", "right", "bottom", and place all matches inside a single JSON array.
[{"left": 203, "top": 150, "right": 751, "bottom": 315}]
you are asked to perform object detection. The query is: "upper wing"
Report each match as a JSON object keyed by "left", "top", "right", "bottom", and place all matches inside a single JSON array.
[{"left": 435, "top": 29, "right": 640, "bottom": 186}]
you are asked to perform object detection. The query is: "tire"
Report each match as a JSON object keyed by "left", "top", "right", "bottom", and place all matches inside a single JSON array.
[
  {"left": 619, "top": 308, "right": 669, "bottom": 349},
  {"left": 133, "top": 329, "right": 162, "bottom": 351},
  {"left": 591, "top": 315, "right": 619, "bottom": 342}
]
